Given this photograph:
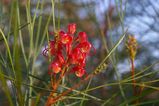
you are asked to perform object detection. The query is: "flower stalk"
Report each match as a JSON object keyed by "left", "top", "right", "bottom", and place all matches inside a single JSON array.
[{"left": 126, "top": 35, "right": 138, "bottom": 103}]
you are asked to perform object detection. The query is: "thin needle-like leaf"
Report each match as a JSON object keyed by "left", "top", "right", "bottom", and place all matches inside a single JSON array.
[
  {"left": 0, "top": 29, "right": 15, "bottom": 77},
  {"left": 0, "top": 66, "right": 14, "bottom": 106}
]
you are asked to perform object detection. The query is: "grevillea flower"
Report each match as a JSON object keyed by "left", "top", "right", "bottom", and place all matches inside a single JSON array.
[{"left": 43, "top": 23, "right": 92, "bottom": 77}]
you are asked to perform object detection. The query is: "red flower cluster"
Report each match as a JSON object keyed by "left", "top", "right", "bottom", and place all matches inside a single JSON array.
[{"left": 43, "top": 23, "right": 92, "bottom": 77}]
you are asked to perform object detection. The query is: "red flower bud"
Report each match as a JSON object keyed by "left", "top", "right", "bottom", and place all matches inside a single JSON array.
[
  {"left": 68, "top": 23, "right": 76, "bottom": 34},
  {"left": 50, "top": 61, "right": 61, "bottom": 74},
  {"left": 77, "top": 32, "right": 87, "bottom": 42}
]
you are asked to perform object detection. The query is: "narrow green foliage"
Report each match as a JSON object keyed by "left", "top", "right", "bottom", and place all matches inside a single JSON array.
[
  {"left": 0, "top": 29, "right": 15, "bottom": 77},
  {"left": 0, "top": 66, "right": 14, "bottom": 106},
  {"left": 14, "top": 45, "right": 24, "bottom": 106},
  {"left": 34, "top": 0, "right": 44, "bottom": 52},
  {"left": 93, "top": 31, "right": 127, "bottom": 75},
  {"left": 80, "top": 78, "right": 92, "bottom": 106},
  {"left": 34, "top": 93, "right": 41, "bottom": 106},
  {"left": 51, "top": 0, "right": 56, "bottom": 31}
]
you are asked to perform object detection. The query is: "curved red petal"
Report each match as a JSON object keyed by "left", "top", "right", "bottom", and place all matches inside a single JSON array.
[{"left": 60, "top": 34, "right": 73, "bottom": 44}]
